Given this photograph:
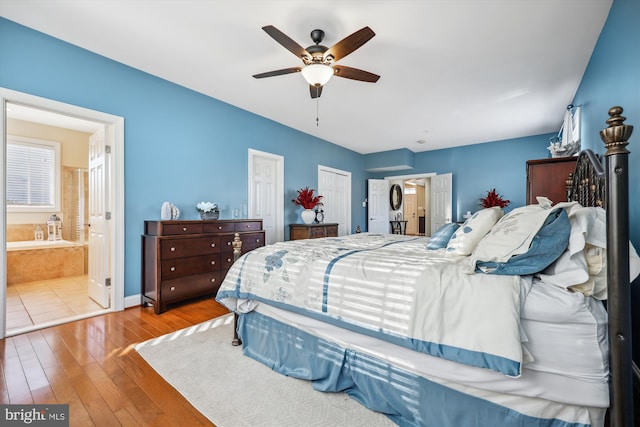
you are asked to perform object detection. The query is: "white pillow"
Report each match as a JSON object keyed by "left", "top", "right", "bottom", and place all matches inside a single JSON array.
[
  {"left": 570, "top": 243, "right": 640, "bottom": 299},
  {"left": 445, "top": 207, "right": 503, "bottom": 256},
  {"left": 539, "top": 205, "right": 640, "bottom": 299}
]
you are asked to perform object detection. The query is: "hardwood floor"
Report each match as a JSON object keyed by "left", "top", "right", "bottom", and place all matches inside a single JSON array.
[{"left": 0, "top": 297, "right": 229, "bottom": 426}]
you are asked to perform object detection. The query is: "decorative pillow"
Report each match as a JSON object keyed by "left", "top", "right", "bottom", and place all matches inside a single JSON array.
[
  {"left": 467, "top": 200, "right": 574, "bottom": 272},
  {"left": 445, "top": 207, "right": 503, "bottom": 256},
  {"left": 473, "top": 209, "right": 570, "bottom": 275},
  {"left": 426, "top": 222, "right": 459, "bottom": 250}
]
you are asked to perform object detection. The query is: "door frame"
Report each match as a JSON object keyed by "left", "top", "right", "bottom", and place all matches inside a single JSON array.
[{"left": 0, "top": 88, "right": 125, "bottom": 338}]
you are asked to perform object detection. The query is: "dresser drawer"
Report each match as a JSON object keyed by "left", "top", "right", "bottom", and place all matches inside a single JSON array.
[
  {"left": 325, "top": 225, "right": 338, "bottom": 236},
  {"left": 310, "top": 227, "right": 326, "bottom": 238},
  {"left": 161, "top": 236, "right": 221, "bottom": 259},
  {"left": 220, "top": 251, "right": 236, "bottom": 271},
  {"left": 161, "top": 272, "right": 221, "bottom": 303},
  {"left": 161, "top": 223, "right": 203, "bottom": 235},
  {"left": 203, "top": 222, "right": 235, "bottom": 233},
  {"left": 240, "top": 232, "right": 265, "bottom": 252},
  {"left": 235, "top": 221, "right": 262, "bottom": 232},
  {"left": 161, "top": 254, "right": 221, "bottom": 279}
]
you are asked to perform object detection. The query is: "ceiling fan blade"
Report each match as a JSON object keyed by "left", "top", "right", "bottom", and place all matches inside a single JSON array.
[
  {"left": 262, "top": 25, "right": 311, "bottom": 60},
  {"left": 333, "top": 66, "right": 380, "bottom": 83},
  {"left": 323, "top": 26, "right": 375, "bottom": 62},
  {"left": 253, "top": 67, "right": 302, "bottom": 79},
  {"left": 310, "top": 85, "right": 323, "bottom": 99}
]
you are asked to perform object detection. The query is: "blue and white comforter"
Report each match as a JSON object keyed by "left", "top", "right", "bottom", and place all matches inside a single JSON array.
[{"left": 216, "top": 233, "right": 524, "bottom": 377}]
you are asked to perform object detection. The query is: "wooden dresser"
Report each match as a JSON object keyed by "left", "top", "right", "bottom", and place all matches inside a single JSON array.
[
  {"left": 289, "top": 223, "right": 338, "bottom": 240},
  {"left": 142, "top": 219, "right": 264, "bottom": 314},
  {"left": 526, "top": 157, "right": 577, "bottom": 205}
]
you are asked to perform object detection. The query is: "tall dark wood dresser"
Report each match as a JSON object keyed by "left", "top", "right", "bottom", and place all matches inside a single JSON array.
[
  {"left": 526, "top": 157, "right": 577, "bottom": 205},
  {"left": 142, "top": 219, "right": 264, "bottom": 314}
]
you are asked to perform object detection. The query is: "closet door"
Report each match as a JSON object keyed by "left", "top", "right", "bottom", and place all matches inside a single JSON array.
[{"left": 318, "top": 166, "right": 351, "bottom": 236}]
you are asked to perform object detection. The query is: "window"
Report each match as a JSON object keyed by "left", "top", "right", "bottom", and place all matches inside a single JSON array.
[{"left": 6, "top": 135, "right": 61, "bottom": 212}]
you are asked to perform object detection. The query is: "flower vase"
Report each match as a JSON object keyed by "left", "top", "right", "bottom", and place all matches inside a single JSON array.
[
  {"left": 200, "top": 211, "right": 219, "bottom": 220},
  {"left": 300, "top": 209, "right": 315, "bottom": 224}
]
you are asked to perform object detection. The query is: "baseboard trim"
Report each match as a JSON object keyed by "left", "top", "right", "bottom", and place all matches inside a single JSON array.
[{"left": 125, "top": 294, "right": 141, "bottom": 308}]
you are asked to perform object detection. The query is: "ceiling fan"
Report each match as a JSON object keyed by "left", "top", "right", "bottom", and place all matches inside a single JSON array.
[{"left": 253, "top": 25, "right": 380, "bottom": 99}]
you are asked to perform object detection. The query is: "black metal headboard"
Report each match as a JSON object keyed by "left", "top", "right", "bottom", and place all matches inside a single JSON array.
[{"left": 566, "top": 150, "right": 606, "bottom": 208}]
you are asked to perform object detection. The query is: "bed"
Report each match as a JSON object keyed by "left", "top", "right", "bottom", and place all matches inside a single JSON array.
[{"left": 216, "top": 106, "right": 636, "bottom": 427}]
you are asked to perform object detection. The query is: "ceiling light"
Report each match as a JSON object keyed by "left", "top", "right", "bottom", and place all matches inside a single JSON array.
[{"left": 301, "top": 64, "right": 334, "bottom": 87}]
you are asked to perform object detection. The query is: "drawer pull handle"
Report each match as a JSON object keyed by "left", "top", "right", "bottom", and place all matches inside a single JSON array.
[
  {"left": 170, "top": 266, "right": 176, "bottom": 272},
  {"left": 218, "top": 226, "right": 223, "bottom": 230},
  {"left": 210, "top": 260, "right": 216, "bottom": 265},
  {"left": 170, "top": 247, "right": 176, "bottom": 252},
  {"left": 210, "top": 243, "right": 216, "bottom": 248},
  {"left": 210, "top": 278, "right": 216, "bottom": 283},
  {"left": 227, "top": 241, "right": 231, "bottom": 246},
  {"left": 227, "top": 258, "right": 232, "bottom": 262},
  {"left": 182, "top": 227, "right": 187, "bottom": 231},
  {"left": 256, "top": 239, "right": 260, "bottom": 243},
  {"left": 170, "top": 286, "right": 176, "bottom": 291},
  {"left": 246, "top": 225, "right": 250, "bottom": 228}
]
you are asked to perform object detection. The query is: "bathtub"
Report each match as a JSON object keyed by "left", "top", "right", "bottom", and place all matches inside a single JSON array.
[
  {"left": 6, "top": 240, "right": 87, "bottom": 285},
  {"left": 6, "top": 239, "right": 82, "bottom": 251}
]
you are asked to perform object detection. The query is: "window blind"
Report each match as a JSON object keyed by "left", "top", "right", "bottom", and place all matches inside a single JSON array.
[{"left": 6, "top": 141, "right": 56, "bottom": 208}]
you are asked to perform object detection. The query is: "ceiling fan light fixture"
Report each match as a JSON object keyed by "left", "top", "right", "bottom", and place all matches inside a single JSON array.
[{"left": 301, "top": 63, "right": 333, "bottom": 86}]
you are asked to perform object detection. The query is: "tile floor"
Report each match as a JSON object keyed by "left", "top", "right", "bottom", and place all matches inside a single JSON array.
[{"left": 6, "top": 275, "right": 106, "bottom": 335}]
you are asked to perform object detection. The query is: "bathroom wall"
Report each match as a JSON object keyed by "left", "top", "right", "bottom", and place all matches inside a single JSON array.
[{"left": 6, "top": 118, "right": 90, "bottom": 241}]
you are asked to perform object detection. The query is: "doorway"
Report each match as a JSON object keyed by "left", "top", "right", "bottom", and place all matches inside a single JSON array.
[
  {"left": 1, "top": 88, "right": 125, "bottom": 338},
  {"left": 384, "top": 172, "right": 451, "bottom": 236}
]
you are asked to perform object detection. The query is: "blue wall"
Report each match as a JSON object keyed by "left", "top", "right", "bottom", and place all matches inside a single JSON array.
[{"left": 1, "top": 0, "right": 638, "bottom": 300}]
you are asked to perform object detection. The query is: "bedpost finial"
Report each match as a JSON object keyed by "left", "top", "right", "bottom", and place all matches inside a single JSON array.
[{"left": 600, "top": 106, "right": 632, "bottom": 156}]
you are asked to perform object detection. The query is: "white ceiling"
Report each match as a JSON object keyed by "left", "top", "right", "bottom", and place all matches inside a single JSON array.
[{"left": 1, "top": 0, "right": 612, "bottom": 154}]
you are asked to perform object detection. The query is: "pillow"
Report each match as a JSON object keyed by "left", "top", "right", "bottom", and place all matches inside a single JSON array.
[
  {"left": 569, "top": 242, "right": 640, "bottom": 299},
  {"left": 426, "top": 222, "right": 459, "bottom": 250},
  {"left": 445, "top": 207, "right": 503, "bottom": 256},
  {"left": 468, "top": 199, "right": 572, "bottom": 261},
  {"left": 538, "top": 205, "right": 640, "bottom": 299},
  {"left": 473, "top": 209, "right": 570, "bottom": 275}
]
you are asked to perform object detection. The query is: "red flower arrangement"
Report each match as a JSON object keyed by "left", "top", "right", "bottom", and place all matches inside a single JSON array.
[
  {"left": 479, "top": 188, "right": 510, "bottom": 208},
  {"left": 292, "top": 187, "right": 324, "bottom": 209}
]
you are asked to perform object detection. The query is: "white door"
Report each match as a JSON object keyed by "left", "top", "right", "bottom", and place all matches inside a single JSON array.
[
  {"left": 367, "top": 179, "right": 389, "bottom": 233},
  {"left": 248, "top": 149, "right": 284, "bottom": 244},
  {"left": 431, "top": 173, "right": 453, "bottom": 233},
  {"left": 318, "top": 166, "right": 351, "bottom": 236},
  {"left": 88, "top": 127, "right": 110, "bottom": 308}
]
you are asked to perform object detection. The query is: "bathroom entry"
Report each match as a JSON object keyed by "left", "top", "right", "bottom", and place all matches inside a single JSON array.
[{"left": 3, "top": 101, "right": 112, "bottom": 335}]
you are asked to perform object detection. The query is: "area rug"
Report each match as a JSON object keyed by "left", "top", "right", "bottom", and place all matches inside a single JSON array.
[{"left": 135, "top": 314, "right": 394, "bottom": 427}]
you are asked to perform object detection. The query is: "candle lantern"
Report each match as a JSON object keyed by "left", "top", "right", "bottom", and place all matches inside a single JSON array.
[
  {"left": 34, "top": 224, "right": 44, "bottom": 241},
  {"left": 47, "top": 213, "right": 62, "bottom": 241}
]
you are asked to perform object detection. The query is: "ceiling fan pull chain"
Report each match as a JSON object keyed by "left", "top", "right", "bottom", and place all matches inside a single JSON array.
[{"left": 316, "top": 91, "right": 320, "bottom": 126}]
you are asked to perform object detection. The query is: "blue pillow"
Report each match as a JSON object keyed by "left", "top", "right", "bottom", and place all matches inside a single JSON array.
[
  {"left": 475, "top": 209, "right": 570, "bottom": 275},
  {"left": 426, "top": 223, "right": 460, "bottom": 250}
]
